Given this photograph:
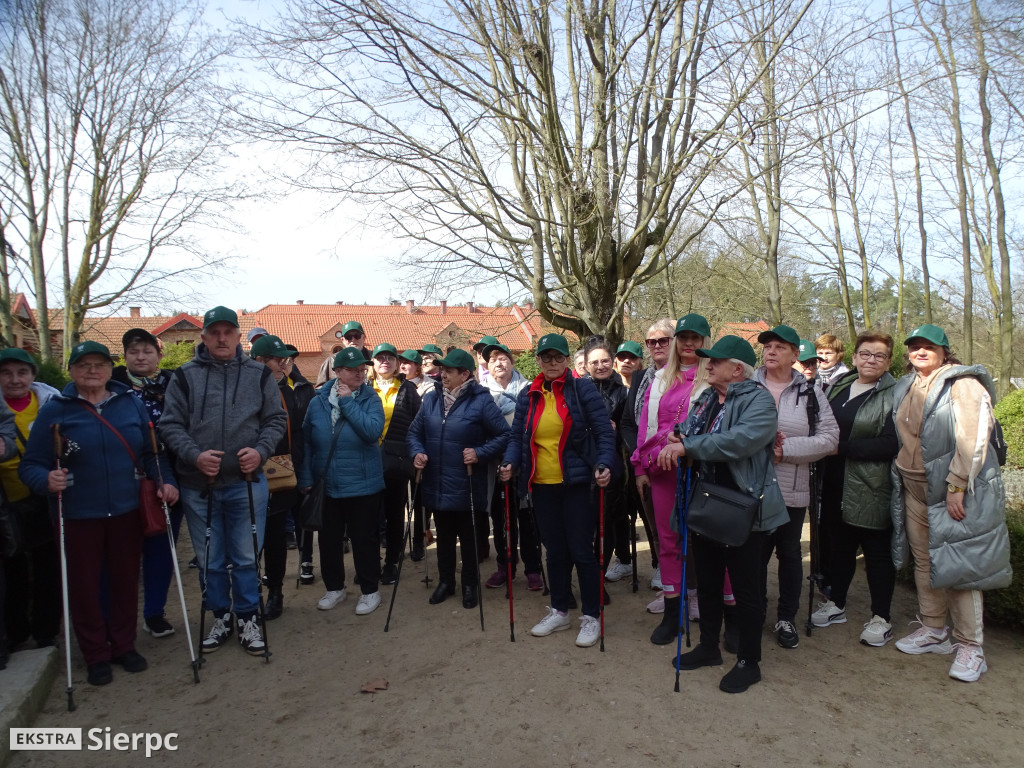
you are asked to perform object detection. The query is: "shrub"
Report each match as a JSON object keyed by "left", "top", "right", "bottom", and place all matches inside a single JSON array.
[
  {"left": 984, "top": 503, "right": 1024, "bottom": 631},
  {"left": 993, "top": 388, "right": 1024, "bottom": 469},
  {"left": 33, "top": 357, "right": 70, "bottom": 391},
  {"left": 515, "top": 348, "right": 539, "bottom": 380},
  {"left": 158, "top": 341, "right": 196, "bottom": 370}
]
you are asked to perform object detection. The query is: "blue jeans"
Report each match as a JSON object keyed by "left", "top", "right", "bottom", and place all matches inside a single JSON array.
[
  {"left": 142, "top": 502, "right": 184, "bottom": 619},
  {"left": 182, "top": 477, "right": 268, "bottom": 617},
  {"left": 532, "top": 483, "right": 600, "bottom": 618}
]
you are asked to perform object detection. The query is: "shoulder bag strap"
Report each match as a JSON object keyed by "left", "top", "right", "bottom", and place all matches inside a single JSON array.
[
  {"left": 74, "top": 400, "right": 142, "bottom": 469},
  {"left": 278, "top": 389, "right": 291, "bottom": 453}
]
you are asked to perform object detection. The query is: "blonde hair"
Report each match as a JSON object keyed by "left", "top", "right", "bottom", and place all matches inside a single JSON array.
[{"left": 663, "top": 332, "right": 712, "bottom": 398}]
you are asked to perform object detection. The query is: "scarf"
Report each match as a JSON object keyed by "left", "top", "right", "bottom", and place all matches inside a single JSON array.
[{"left": 443, "top": 379, "right": 471, "bottom": 416}]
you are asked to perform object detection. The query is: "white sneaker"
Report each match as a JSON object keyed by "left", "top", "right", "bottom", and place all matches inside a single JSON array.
[
  {"left": 317, "top": 589, "right": 347, "bottom": 611},
  {"left": 895, "top": 619, "right": 952, "bottom": 655},
  {"left": 646, "top": 592, "right": 665, "bottom": 614},
  {"left": 948, "top": 643, "right": 987, "bottom": 682},
  {"left": 811, "top": 600, "right": 847, "bottom": 627},
  {"left": 686, "top": 590, "right": 700, "bottom": 621},
  {"left": 355, "top": 591, "right": 382, "bottom": 615},
  {"left": 604, "top": 559, "right": 633, "bottom": 582},
  {"left": 650, "top": 567, "right": 663, "bottom": 590},
  {"left": 860, "top": 615, "right": 893, "bottom": 647},
  {"left": 576, "top": 615, "right": 600, "bottom": 647},
  {"left": 530, "top": 606, "right": 571, "bottom": 637}
]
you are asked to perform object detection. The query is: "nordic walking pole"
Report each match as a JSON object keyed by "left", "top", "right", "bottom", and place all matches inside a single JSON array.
[
  {"left": 384, "top": 477, "right": 414, "bottom": 632},
  {"left": 148, "top": 423, "right": 200, "bottom": 683},
  {"left": 596, "top": 464, "right": 607, "bottom": 652},
  {"left": 630, "top": 487, "right": 639, "bottom": 593},
  {"left": 674, "top": 457, "right": 693, "bottom": 693},
  {"left": 244, "top": 473, "right": 270, "bottom": 662},
  {"left": 51, "top": 425, "right": 75, "bottom": 712},
  {"left": 466, "top": 464, "right": 484, "bottom": 631},
  {"left": 413, "top": 470, "right": 432, "bottom": 587},
  {"left": 197, "top": 475, "right": 215, "bottom": 667},
  {"left": 503, "top": 478, "right": 515, "bottom": 642}
]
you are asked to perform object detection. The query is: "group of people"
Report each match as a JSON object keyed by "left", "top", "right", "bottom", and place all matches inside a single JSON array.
[{"left": 0, "top": 308, "right": 1011, "bottom": 695}]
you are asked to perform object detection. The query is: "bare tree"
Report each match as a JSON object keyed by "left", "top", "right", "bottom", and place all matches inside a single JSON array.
[
  {"left": 245, "top": 0, "right": 813, "bottom": 342},
  {"left": 0, "top": 0, "right": 237, "bottom": 361}
]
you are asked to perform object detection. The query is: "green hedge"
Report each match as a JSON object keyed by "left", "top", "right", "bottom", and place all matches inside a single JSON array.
[
  {"left": 994, "top": 388, "right": 1024, "bottom": 469},
  {"left": 984, "top": 503, "right": 1024, "bottom": 631}
]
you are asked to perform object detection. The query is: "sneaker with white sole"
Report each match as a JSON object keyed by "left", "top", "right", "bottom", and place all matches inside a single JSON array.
[
  {"left": 860, "top": 615, "right": 893, "bottom": 647},
  {"left": 647, "top": 592, "right": 665, "bottom": 614},
  {"left": 811, "top": 600, "right": 847, "bottom": 627},
  {"left": 948, "top": 643, "right": 987, "bottom": 682},
  {"left": 604, "top": 559, "right": 633, "bottom": 582},
  {"left": 355, "top": 592, "right": 382, "bottom": 615},
  {"left": 201, "top": 612, "right": 232, "bottom": 652},
  {"left": 895, "top": 619, "right": 952, "bottom": 655},
  {"left": 576, "top": 615, "right": 600, "bottom": 647},
  {"left": 317, "top": 589, "right": 347, "bottom": 611},
  {"left": 237, "top": 615, "right": 266, "bottom": 656},
  {"left": 650, "top": 567, "right": 663, "bottom": 590},
  {"left": 686, "top": 590, "right": 700, "bottom": 621},
  {"left": 530, "top": 606, "right": 571, "bottom": 636},
  {"left": 775, "top": 619, "right": 799, "bottom": 649}
]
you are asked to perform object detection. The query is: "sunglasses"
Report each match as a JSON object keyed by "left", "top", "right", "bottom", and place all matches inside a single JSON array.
[{"left": 645, "top": 337, "right": 671, "bottom": 348}]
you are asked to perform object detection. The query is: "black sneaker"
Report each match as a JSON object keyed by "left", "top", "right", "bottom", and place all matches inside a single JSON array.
[
  {"left": 188, "top": 556, "right": 199, "bottom": 569},
  {"left": 144, "top": 615, "right": 175, "bottom": 638},
  {"left": 299, "top": 562, "right": 315, "bottom": 586},
  {"left": 111, "top": 650, "right": 148, "bottom": 673},
  {"left": 87, "top": 661, "right": 113, "bottom": 686},
  {"left": 380, "top": 562, "right": 399, "bottom": 585},
  {"left": 285, "top": 531, "right": 298, "bottom": 550},
  {"left": 719, "top": 659, "right": 761, "bottom": 693},
  {"left": 775, "top": 620, "right": 799, "bottom": 649},
  {"left": 201, "top": 612, "right": 233, "bottom": 652},
  {"left": 237, "top": 615, "right": 266, "bottom": 657},
  {"left": 670, "top": 643, "right": 723, "bottom": 670}
]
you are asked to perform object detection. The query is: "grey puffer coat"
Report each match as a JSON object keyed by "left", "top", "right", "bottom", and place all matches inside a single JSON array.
[{"left": 890, "top": 365, "right": 1011, "bottom": 590}]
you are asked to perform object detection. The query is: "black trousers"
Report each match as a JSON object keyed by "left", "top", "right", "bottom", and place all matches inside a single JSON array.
[
  {"left": 489, "top": 483, "right": 542, "bottom": 575},
  {"left": 263, "top": 490, "right": 299, "bottom": 591},
  {"left": 694, "top": 530, "right": 770, "bottom": 663},
  {"left": 826, "top": 515, "right": 895, "bottom": 621},
  {"left": 380, "top": 475, "right": 409, "bottom": 567},
  {"left": 762, "top": 506, "right": 806, "bottom": 623},
  {"left": 433, "top": 508, "right": 479, "bottom": 588},
  {"left": 320, "top": 494, "right": 382, "bottom": 595}
]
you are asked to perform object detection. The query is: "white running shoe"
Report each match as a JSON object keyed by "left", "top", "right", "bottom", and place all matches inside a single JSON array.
[
  {"left": 576, "top": 615, "right": 600, "bottom": 647},
  {"left": 646, "top": 592, "right": 665, "bottom": 614},
  {"left": 895, "top": 619, "right": 952, "bottom": 655},
  {"left": 604, "top": 559, "right": 633, "bottom": 582},
  {"left": 948, "top": 643, "right": 987, "bottom": 682},
  {"left": 530, "top": 606, "right": 571, "bottom": 637},
  {"left": 650, "top": 567, "right": 663, "bottom": 590},
  {"left": 355, "top": 591, "right": 382, "bottom": 615},
  {"left": 859, "top": 615, "right": 893, "bottom": 647},
  {"left": 811, "top": 600, "right": 847, "bottom": 627},
  {"left": 317, "top": 589, "right": 347, "bottom": 611}
]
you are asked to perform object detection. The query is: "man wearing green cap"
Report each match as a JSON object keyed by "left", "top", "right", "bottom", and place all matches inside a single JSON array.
[
  {"left": 159, "top": 306, "right": 287, "bottom": 658},
  {"left": 316, "top": 320, "right": 372, "bottom": 387}
]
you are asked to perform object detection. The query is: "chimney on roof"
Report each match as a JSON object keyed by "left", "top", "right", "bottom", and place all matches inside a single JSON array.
[
  {"left": 336, "top": 301, "right": 343, "bottom": 305},
  {"left": 523, "top": 301, "right": 534, "bottom": 312},
  {"left": 406, "top": 299, "right": 415, "bottom": 313},
  {"left": 129, "top": 306, "right": 141, "bottom": 319},
  {"left": 440, "top": 300, "right": 447, "bottom": 315},
  {"left": 467, "top": 301, "right": 475, "bottom": 313},
  {"left": 297, "top": 300, "right": 304, "bottom": 305}
]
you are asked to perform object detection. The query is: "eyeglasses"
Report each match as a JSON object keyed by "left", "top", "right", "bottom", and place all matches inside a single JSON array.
[
  {"left": 374, "top": 354, "right": 397, "bottom": 362},
  {"left": 71, "top": 362, "right": 112, "bottom": 371},
  {"left": 615, "top": 354, "right": 638, "bottom": 362},
  {"left": 344, "top": 333, "right": 363, "bottom": 341},
  {"left": 856, "top": 351, "right": 890, "bottom": 362},
  {"left": 645, "top": 337, "right": 671, "bottom": 348},
  {"left": 539, "top": 353, "right": 567, "bottom": 364}
]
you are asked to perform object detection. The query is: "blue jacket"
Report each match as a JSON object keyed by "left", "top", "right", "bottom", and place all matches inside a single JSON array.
[
  {"left": 503, "top": 371, "right": 617, "bottom": 495},
  {"left": 407, "top": 379, "right": 510, "bottom": 512},
  {"left": 297, "top": 382, "right": 385, "bottom": 499},
  {"left": 18, "top": 380, "right": 175, "bottom": 520}
]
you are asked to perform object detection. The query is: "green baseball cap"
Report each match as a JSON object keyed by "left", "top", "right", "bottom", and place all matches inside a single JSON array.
[
  {"left": 371, "top": 342, "right": 398, "bottom": 358},
  {"left": 904, "top": 323, "right": 949, "bottom": 348},
  {"left": 535, "top": 334, "right": 570, "bottom": 356},
  {"left": 757, "top": 324, "right": 801, "bottom": 348},
  {"left": 399, "top": 349, "right": 423, "bottom": 365},
  {"left": 333, "top": 347, "right": 371, "bottom": 368},
  {"left": 202, "top": 306, "right": 239, "bottom": 329},
  {"left": 473, "top": 335, "right": 499, "bottom": 352},
  {"left": 251, "top": 335, "right": 298, "bottom": 359},
  {"left": 675, "top": 313, "right": 711, "bottom": 338},
  {"left": 797, "top": 339, "right": 824, "bottom": 363},
  {"left": 419, "top": 343, "right": 444, "bottom": 356},
  {"left": 341, "top": 320, "right": 364, "bottom": 337},
  {"left": 435, "top": 348, "right": 476, "bottom": 371},
  {"left": 616, "top": 341, "right": 644, "bottom": 359},
  {"left": 482, "top": 342, "right": 513, "bottom": 361},
  {"left": 67, "top": 340, "right": 114, "bottom": 367},
  {"left": 0, "top": 347, "right": 37, "bottom": 372},
  {"left": 696, "top": 335, "right": 757, "bottom": 368}
]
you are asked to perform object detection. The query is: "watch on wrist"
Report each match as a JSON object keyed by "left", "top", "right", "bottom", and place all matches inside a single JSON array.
[{"left": 947, "top": 483, "right": 965, "bottom": 494}]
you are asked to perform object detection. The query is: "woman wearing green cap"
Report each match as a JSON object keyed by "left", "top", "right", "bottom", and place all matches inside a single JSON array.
[
  {"left": 890, "top": 324, "right": 1010, "bottom": 682},
  {"left": 370, "top": 343, "right": 422, "bottom": 585}
]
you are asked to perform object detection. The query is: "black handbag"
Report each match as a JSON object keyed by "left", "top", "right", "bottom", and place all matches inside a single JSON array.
[
  {"left": 297, "top": 421, "right": 344, "bottom": 532},
  {"left": 686, "top": 477, "right": 761, "bottom": 548}
]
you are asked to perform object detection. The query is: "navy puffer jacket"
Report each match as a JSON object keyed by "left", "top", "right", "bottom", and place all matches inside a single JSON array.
[
  {"left": 504, "top": 370, "right": 617, "bottom": 495},
  {"left": 406, "top": 379, "right": 510, "bottom": 512}
]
